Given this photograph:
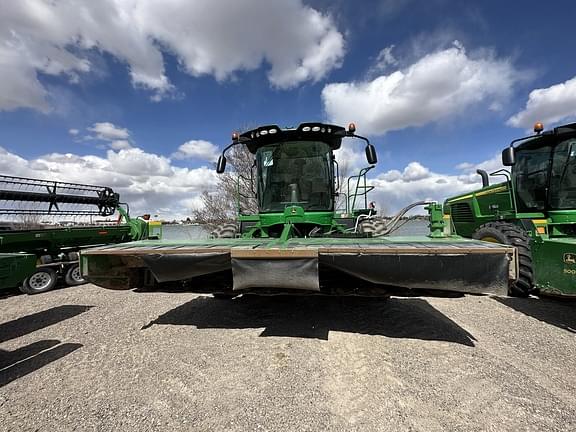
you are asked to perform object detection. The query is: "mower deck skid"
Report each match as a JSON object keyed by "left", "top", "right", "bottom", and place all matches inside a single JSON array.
[{"left": 81, "top": 236, "right": 516, "bottom": 297}]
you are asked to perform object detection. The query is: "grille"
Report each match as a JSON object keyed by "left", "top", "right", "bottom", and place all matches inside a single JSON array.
[{"left": 450, "top": 203, "right": 475, "bottom": 223}]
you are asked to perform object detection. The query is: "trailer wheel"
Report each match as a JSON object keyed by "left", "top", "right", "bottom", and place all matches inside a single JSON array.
[
  {"left": 473, "top": 222, "right": 534, "bottom": 297},
  {"left": 21, "top": 268, "right": 58, "bottom": 294},
  {"left": 358, "top": 218, "right": 387, "bottom": 236},
  {"left": 64, "top": 264, "right": 86, "bottom": 286},
  {"left": 210, "top": 223, "right": 238, "bottom": 238}
]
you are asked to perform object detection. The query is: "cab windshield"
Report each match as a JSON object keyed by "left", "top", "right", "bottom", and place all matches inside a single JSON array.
[
  {"left": 513, "top": 135, "right": 576, "bottom": 211},
  {"left": 549, "top": 137, "right": 576, "bottom": 209},
  {"left": 256, "top": 141, "right": 333, "bottom": 212}
]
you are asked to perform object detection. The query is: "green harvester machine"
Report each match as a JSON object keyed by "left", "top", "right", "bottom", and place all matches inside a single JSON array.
[
  {"left": 445, "top": 122, "right": 576, "bottom": 297},
  {"left": 0, "top": 175, "right": 160, "bottom": 294},
  {"left": 82, "top": 122, "right": 517, "bottom": 298}
]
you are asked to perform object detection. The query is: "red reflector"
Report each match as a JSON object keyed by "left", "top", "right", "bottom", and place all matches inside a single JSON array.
[{"left": 98, "top": 231, "right": 109, "bottom": 235}]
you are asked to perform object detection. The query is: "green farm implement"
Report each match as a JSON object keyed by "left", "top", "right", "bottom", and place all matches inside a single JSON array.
[
  {"left": 445, "top": 122, "right": 576, "bottom": 297},
  {"left": 83, "top": 123, "right": 516, "bottom": 298},
  {"left": 0, "top": 175, "right": 159, "bottom": 294}
]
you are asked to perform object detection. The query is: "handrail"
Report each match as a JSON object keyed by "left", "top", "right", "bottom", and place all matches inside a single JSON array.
[{"left": 347, "top": 166, "right": 375, "bottom": 213}]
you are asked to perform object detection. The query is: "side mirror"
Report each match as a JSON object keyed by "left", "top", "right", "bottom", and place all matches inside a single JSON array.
[
  {"left": 365, "top": 144, "right": 377, "bottom": 165},
  {"left": 502, "top": 147, "right": 515, "bottom": 166},
  {"left": 216, "top": 155, "right": 227, "bottom": 173}
]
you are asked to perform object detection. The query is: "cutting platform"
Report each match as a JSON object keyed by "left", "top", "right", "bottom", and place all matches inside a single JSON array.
[{"left": 81, "top": 236, "right": 516, "bottom": 296}]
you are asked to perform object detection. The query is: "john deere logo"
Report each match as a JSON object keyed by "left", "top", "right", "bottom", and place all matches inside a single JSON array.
[{"left": 563, "top": 253, "right": 576, "bottom": 264}]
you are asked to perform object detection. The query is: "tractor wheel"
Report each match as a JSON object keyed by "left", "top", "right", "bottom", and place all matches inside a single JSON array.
[
  {"left": 472, "top": 222, "right": 534, "bottom": 297},
  {"left": 358, "top": 218, "right": 387, "bottom": 236},
  {"left": 64, "top": 264, "right": 86, "bottom": 286},
  {"left": 210, "top": 223, "right": 238, "bottom": 239},
  {"left": 20, "top": 268, "right": 58, "bottom": 294}
]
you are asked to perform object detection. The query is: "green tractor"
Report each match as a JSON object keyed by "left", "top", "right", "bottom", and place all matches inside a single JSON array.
[
  {"left": 444, "top": 122, "right": 576, "bottom": 297},
  {"left": 82, "top": 122, "right": 517, "bottom": 298}
]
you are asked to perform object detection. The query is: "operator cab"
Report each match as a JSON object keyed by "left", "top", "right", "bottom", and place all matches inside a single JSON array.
[
  {"left": 503, "top": 123, "right": 576, "bottom": 212},
  {"left": 216, "top": 122, "right": 377, "bottom": 214}
]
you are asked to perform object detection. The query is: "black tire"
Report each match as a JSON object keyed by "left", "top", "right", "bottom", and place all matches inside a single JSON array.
[
  {"left": 472, "top": 222, "right": 534, "bottom": 297},
  {"left": 358, "top": 218, "right": 387, "bottom": 236},
  {"left": 20, "top": 268, "right": 58, "bottom": 294},
  {"left": 212, "top": 293, "right": 237, "bottom": 299},
  {"left": 210, "top": 223, "right": 238, "bottom": 239},
  {"left": 64, "top": 264, "right": 86, "bottom": 286}
]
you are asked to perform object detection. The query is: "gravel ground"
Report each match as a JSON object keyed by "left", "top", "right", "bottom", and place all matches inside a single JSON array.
[{"left": 1, "top": 285, "right": 575, "bottom": 432}]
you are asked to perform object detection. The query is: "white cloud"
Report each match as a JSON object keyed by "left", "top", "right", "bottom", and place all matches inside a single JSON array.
[
  {"left": 401, "top": 161, "right": 430, "bottom": 181},
  {"left": 68, "top": 128, "right": 79, "bottom": 136},
  {"left": 333, "top": 140, "right": 365, "bottom": 175},
  {"left": 322, "top": 41, "right": 517, "bottom": 135},
  {"left": 173, "top": 140, "right": 219, "bottom": 162},
  {"left": 507, "top": 76, "right": 576, "bottom": 129},
  {"left": 0, "top": 145, "right": 218, "bottom": 220},
  {"left": 370, "top": 45, "right": 398, "bottom": 74},
  {"left": 364, "top": 156, "right": 503, "bottom": 214},
  {"left": 84, "top": 122, "right": 133, "bottom": 150},
  {"left": 106, "top": 148, "right": 173, "bottom": 177},
  {"left": 87, "top": 122, "right": 130, "bottom": 141},
  {"left": 455, "top": 154, "right": 503, "bottom": 184},
  {"left": 109, "top": 140, "right": 132, "bottom": 151},
  {"left": 0, "top": 0, "right": 344, "bottom": 111}
]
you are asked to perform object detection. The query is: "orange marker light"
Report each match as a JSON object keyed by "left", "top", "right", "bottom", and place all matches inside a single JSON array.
[
  {"left": 534, "top": 122, "right": 544, "bottom": 134},
  {"left": 348, "top": 122, "right": 356, "bottom": 133},
  {"left": 232, "top": 131, "right": 239, "bottom": 141}
]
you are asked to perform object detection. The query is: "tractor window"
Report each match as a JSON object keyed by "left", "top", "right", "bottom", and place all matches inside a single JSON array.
[
  {"left": 256, "top": 141, "right": 333, "bottom": 212},
  {"left": 513, "top": 145, "right": 551, "bottom": 212},
  {"left": 549, "top": 138, "right": 576, "bottom": 209}
]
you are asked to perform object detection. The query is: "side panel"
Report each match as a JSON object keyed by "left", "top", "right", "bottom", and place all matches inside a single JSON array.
[
  {"left": 532, "top": 238, "right": 576, "bottom": 296},
  {"left": 445, "top": 182, "right": 515, "bottom": 237},
  {"left": 320, "top": 253, "right": 509, "bottom": 296},
  {"left": 0, "top": 253, "right": 37, "bottom": 290}
]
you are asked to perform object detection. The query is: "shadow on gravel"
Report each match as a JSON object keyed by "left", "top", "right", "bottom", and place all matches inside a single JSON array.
[
  {"left": 0, "top": 305, "right": 90, "bottom": 387},
  {"left": 142, "top": 296, "right": 476, "bottom": 345},
  {"left": 0, "top": 287, "right": 21, "bottom": 300},
  {"left": 0, "top": 342, "right": 82, "bottom": 387},
  {"left": 0, "top": 305, "right": 92, "bottom": 343},
  {"left": 496, "top": 297, "right": 576, "bottom": 333}
]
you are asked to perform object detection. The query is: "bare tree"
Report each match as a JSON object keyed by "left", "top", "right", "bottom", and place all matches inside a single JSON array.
[{"left": 192, "top": 145, "right": 257, "bottom": 228}]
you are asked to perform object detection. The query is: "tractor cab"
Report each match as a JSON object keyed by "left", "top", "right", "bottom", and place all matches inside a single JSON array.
[{"left": 503, "top": 123, "right": 576, "bottom": 214}]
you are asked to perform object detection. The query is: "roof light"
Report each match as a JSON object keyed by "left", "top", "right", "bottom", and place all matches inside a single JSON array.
[
  {"left": 534, "top": 122, "right": 544, "bottom": 134},
  {"left": 232, "top": 131, "right": 239, "bottom": 141},
  {"left": 348, "top": 123, "right": 356, "bottom": 134},
  {"left": 269, "top": 128, "right": 277, "bottom": 134},
  {"left": 312, "top": 126, "right": 321, "bottom": 132},
  {"left": 302, "top": 126, "right": 311, "bottom": 132},
  {"left": 260, "top": 129, "right": 268, "bottom": 135}
]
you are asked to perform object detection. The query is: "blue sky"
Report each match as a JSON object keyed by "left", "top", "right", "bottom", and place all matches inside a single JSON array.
[{"left": 1, "top": 0, "right": 576, "bottom": 217}]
